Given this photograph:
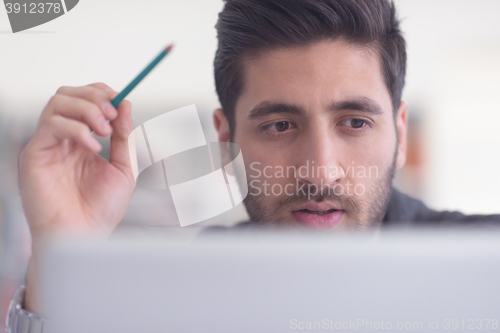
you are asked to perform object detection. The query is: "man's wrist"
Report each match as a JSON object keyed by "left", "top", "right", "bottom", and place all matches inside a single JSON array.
[{"left": 24, "top": 256, "right": 42, "bottom": 314}]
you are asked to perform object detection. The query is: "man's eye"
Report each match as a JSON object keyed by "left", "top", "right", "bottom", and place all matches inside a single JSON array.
[
  {"left": 340, "top": 119, "right": 369, "bottom": 129},
  {"left": 266, "top": 121, "right": 294, "bottom": 132}
]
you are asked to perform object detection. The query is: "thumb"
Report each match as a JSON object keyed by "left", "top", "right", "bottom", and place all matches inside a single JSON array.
[{"left": 109, "top": 100, "right": 135, "bottom": 175}]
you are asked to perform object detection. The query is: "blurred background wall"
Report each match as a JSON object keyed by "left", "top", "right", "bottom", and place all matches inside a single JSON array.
[{"left": 1, "top": 0, "right": 500, "bottom": 327}]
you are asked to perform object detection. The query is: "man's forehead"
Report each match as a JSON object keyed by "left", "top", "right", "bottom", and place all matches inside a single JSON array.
[
  {"left": 247, "top": 39, "right": 380, "bottom": 71},
  {"left": 235, "top": 39, "right": 391, "bottom": 116}
]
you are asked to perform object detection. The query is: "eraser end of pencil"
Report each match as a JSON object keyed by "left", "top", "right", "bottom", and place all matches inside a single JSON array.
[{"left": 165, "top": 44, "right": 174, "bottom": 53}]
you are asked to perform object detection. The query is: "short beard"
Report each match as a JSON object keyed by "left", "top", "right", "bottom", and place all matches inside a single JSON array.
[{"left": 243, "top": 146, "right": 398, "bottom": 230}]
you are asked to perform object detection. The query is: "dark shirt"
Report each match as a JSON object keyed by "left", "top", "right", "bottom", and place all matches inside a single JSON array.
[{"left": 383, "top": 188, "right": 500, "bottom": 227}]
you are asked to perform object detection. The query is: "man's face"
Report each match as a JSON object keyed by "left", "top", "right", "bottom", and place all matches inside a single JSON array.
[{"left": 215, "top": 39, "right": 407, "bottom": 230}]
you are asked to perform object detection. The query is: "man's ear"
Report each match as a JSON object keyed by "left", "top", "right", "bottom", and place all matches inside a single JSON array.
[
  {"left": 213, "top": 108, "right": 230, "bottom": 143},
  {"left": 395, "top": 101, "right": 408, "bottom": 170},
  {"left": 213, "top": 108, "right": 233, "bottom": 169}
]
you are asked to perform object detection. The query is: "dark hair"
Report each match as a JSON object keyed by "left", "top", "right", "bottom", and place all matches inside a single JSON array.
[{"left": 214, "top": 0, "right": 406, "bottom": 136}]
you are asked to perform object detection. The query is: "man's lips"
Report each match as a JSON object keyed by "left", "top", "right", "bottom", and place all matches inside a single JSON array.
[
  {"left": 295, "top": 202, "right": 342, "bottom": 212},
  {"left": 292, "top": 202, "right": 344, "bottom": 230}
]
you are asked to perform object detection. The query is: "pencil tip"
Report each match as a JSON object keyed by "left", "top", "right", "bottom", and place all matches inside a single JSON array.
[{"left": 166, "top": 44, "right": 174, "bottom": 53}]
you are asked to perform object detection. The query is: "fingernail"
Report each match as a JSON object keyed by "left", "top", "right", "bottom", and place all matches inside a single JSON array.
[
  {"left": 98, "top": 117, "right": 112, "bottom": 133},
  {"left": 103, "top": 102, "right": 117, "bottom": 117}
]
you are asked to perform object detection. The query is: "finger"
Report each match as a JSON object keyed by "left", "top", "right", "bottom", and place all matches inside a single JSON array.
[
  {"left": 109, "top": 99, "right": 135, "bottom": 173},
  {"left": 43, "top": 94, "right": 113, "bottom": 137},
  {"left": 87, "top": 82, "right": 119, "bottom": 100},
  {"left": 87, "top": 83, "right": 131, "bottom": 111},
  {"left": 55, "top": 85, "right": 118, "bottom": 120},
  {"left": 33, "top": 115, "right": 102, "bottom": 153}
]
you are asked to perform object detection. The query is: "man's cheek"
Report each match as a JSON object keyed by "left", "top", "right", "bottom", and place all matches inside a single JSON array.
[
  {"left": 248, "top": 179, "right": 262, "bottom": 196},
  {"left": 340, "top": 162, "right": 382, "bottom": 199},
  {"left": 246, "top": 162, "right": 295, "bottom": 198}
]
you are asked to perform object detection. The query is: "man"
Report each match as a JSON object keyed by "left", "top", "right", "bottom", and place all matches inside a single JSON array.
[{"left": 8, "top": 0, "right": 500, "bottom": 330}]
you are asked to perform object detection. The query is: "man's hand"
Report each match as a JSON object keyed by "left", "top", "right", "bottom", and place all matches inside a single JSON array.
[{"left": 18, "top": 83, "right": 137, "bottom": 312}]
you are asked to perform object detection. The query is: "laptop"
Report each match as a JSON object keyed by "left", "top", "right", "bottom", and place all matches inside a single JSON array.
[{"left": 40, "top": 228, "right": 500, "bottom": 332}]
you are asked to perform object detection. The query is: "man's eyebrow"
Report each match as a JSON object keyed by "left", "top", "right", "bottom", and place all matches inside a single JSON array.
[
  {"left": 247, "top": 101, "right": 305, "bottom": 119},
  {"left": 247, "top": 98, "right": 384, "bottom": 119},
  {"left": 329, "top": 98, "right": 384, "bottom": 116}
]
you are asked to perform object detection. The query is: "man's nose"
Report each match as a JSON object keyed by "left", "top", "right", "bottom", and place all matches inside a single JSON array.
[{"left": 294, "top": 126, "right": 345, "bottom": 188}]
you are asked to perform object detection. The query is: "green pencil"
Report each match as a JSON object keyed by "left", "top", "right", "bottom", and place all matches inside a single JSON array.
[{"left": 111, "top": 44, "right": 174, "bottom": 108}]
